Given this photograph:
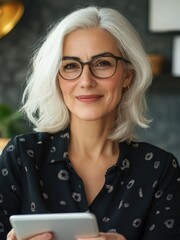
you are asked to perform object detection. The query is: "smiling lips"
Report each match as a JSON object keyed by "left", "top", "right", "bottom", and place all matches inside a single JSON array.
[{"left": 76, "top": 94, "right": 103, "bottom": 102}]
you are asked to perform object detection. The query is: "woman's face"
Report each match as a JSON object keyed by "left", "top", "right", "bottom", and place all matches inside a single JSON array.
[{"left": 58, "top": 28, "right": 132, "bottom": 123}]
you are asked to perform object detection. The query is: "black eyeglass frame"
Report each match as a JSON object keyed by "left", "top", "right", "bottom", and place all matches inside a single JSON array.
[{"left": 58, "top": 53, "right": 130, "bottom": 80}]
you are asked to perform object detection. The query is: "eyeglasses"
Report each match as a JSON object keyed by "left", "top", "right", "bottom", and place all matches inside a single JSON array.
[{"left": 59, "top": 53, "right": 130, "bottom": 80}]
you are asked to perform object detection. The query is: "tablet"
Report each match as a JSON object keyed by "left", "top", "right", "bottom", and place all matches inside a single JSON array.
[{"left": 10, "top": 212, "right": 99, "bottom": 240}]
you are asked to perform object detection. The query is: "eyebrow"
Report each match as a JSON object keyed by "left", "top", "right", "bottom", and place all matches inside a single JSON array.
[{"left": 62, "top": 52, "right": 116, "bottom": 61}]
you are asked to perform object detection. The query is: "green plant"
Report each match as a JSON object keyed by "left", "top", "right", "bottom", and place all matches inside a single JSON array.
[{"left": 0, "top": 104, "right": 29, "bottom": 138}]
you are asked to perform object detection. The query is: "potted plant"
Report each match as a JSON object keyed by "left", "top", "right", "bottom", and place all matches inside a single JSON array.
[{"left": 0, "top": 104, "right": 29, "bottom": 151}]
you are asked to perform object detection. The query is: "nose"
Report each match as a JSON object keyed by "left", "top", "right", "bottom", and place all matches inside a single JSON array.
[{"left": 79, "top": 65, "right": 97, "bottom": 88}]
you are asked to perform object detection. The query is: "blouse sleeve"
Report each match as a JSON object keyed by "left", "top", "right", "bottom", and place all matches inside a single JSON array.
[
  {"left": 141, "top": 153, "right": 180, "bottom": 240},
  {"left": 0, "top": 137, "right": 23, "bottom": 240}
]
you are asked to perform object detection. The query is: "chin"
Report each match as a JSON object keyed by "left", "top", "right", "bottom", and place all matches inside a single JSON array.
[
  {"left": 74, "top": 112, "right": 103, "bottom": 121},
  {"left": 79, "top": 116, "right": 102, "bottom": 121}
]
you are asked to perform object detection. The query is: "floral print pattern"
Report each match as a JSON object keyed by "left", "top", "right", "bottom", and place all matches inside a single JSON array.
[{"left": 0, "top": 129, "right": 180, "bottom": 240}]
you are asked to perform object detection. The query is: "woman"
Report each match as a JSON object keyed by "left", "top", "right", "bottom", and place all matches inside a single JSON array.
[{"left": 1, "top": 6, "right": 180, "bottom": 240}]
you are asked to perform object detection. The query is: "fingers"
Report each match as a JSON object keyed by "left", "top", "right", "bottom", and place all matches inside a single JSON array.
[
  {"left": 99, "top": 232, "right": 126, "bottom": 240},
  {"left": 7, "top": 229, "right": 16, "bottom": 240},
  {"left": 28, "top": 232, "right": 53, "bottom": 240},
  {"left": 6, "top": 229, "right": 53, "bottom": 240},
  {"left": 77, "top": 232, "right": 126, "bottom": 240}
]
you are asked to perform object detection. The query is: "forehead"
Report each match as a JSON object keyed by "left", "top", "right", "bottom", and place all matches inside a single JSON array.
[{"left": 62, "top": 28, "right": 120, "bottom": 57}]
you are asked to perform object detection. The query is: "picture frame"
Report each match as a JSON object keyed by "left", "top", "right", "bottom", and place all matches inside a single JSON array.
[{"left": 149, "top": 0, "right": 180, "bottom": 32}]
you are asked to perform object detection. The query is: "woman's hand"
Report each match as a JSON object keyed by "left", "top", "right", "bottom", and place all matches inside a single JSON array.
[
  {"left": 77, "top": 232, "right": 126, "bottom": 240},
  {"left": 7, "top": 229, "right": 54, "bottom": 240},
  {"left": 7, "top": 229, "right": 126, "bottom": 240}
]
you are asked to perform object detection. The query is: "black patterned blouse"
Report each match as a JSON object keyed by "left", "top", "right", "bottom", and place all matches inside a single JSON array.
[{"left": 0, "top": 129, "right": 180, "bottom": 240}]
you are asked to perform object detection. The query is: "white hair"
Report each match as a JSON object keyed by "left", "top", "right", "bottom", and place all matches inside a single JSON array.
[{"left": 21, "top": 6, "right": 152, "bottom": 141}]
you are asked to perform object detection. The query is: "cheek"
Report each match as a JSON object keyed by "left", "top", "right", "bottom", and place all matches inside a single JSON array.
[
  {"left": 58, "top": 79, "right": 67, "bottom": 93},
  {"left": 58, "top": 79, "right": 74, "bottom": 98},
  {"left": 58, "top": 79, "right": 78, "bottom": 110},
  {"left": 105, "top": 77, "right": 124, "bottom": 94},
  {"left": 105, "top": 77, "right": 124, "bottom": 104},
  {"left": 58, "top": 80, "right": 71, "bottom": 107}
]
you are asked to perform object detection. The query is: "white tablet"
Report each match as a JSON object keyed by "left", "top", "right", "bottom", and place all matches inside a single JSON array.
[{"left": 10, "top": 212, "right": 99, "bottom": 240}]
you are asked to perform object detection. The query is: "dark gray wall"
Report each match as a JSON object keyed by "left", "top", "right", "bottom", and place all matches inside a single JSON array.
[{"left": 0, "top": 0, "right": 179, "bottom": 160}]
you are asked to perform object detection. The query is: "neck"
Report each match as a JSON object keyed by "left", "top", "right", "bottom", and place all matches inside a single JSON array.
[{"left": 68, "top": 117, "right": 118, "bottom": 162}]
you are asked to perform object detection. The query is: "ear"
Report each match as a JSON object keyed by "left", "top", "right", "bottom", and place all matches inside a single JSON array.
[{"left": 122, "top": 69, "right": 134, "bottom": 89}]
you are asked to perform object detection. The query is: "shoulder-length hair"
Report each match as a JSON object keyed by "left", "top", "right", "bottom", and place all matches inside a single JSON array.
[{"left": 21, "top": 6, "right": 152, "bottom": 142}]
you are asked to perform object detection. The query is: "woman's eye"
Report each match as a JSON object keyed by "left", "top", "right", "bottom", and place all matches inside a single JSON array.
[
  {"left": 94, "top": 59, "right": 111, "bottom": 68},
  {"left": 64, "top": 63, "right": 77, "bottom": 69},
  {"left": 64, "top": 63, "right": 79, "bottom": 70}
]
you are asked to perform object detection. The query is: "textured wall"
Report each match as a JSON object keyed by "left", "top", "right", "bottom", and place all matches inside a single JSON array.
[{"left": 0, "top": 0, "right": 179, "bottom": 160}]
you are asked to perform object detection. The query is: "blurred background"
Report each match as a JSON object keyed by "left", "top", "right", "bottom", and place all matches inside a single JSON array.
[{"left": 0, "top": 0, "right": 180, "bottom": 161}]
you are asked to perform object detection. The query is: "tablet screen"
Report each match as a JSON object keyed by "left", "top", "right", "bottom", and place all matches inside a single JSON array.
[{"left": 10, "top": 212, "right": 99, "bottom": 240}]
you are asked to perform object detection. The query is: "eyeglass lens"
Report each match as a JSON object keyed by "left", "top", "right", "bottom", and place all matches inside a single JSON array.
[{"left": 59, "top": 56, "right": 118, "bottom": 80}]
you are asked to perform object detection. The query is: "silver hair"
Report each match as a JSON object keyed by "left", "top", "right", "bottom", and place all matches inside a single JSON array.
[{"left": 21, "top": 6, "right": 152, "bottom": 141}]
